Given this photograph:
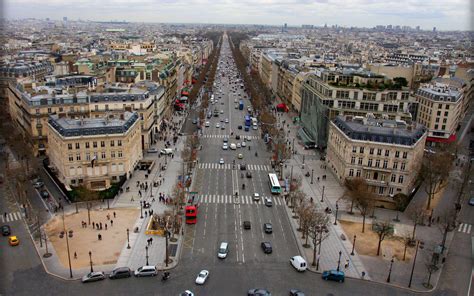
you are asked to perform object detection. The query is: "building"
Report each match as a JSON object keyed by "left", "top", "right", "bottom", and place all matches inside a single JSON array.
[
  {"left": 47, "top": 112, "right": 142, "bottom": 190},
  {"left": 299, "top": 68, "right": 417, "bottom": 149},
  {"left": 414, "top": 78, "right": 468, "bottom": 145},
  {"left": 327, "top": 115, "right": 426, "bottom": 206}
]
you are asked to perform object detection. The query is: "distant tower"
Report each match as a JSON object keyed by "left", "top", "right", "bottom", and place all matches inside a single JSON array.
[
  {"left": 63, "top": 16, "right": 68, "bottom": 22},
  {"left": 433, "top": 27, "right": 436, "bottom": 32}
]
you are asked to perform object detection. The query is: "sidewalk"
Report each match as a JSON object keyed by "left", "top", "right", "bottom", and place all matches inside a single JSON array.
[{"left": 273, "top": 104, "right": 456, "bottom": 292}]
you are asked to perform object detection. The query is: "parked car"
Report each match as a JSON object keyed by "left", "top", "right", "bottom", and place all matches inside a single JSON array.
[
  {"left": 40, "top": 190, "right": 49, "bottom": 198},
  {"left": 33, "top": 181, "right": 44, "bottom": 188},
  {"left": 289, "top": 289, "right": 305, "bottom": 296},
  {"left": 134, "top": 265, "right": 158, "bottom": 277},
  {"left": 243, "top": 221, "right": 251, "bottom": 229},
  {"left": 322, "top": 270, "right": 345, "bottom": 282},
  {"left": 263, "top": 223, "right": 273, "bottom": 234},
  {"left": 147, "top": 148, "right": 158, "bottom": 153},
  {"left": 248, "top": 288, "right": 271, "bottom": 296},
  {"left": 469, "top": 197, "right": 474, "bottom": 206},
  {"left": 261, "top": 242, "right": 272, "bottom": 254},
  {"left": 192, "top": 118, "right": 198, "bottom": 124},
  {"left": 109, "top": 267, "right": 131, "bottom": 279},
  {"left": 195, "top": 270, "right": 209, "bottom": 285},
  {"left": 82, "top": 271, "right": 106, "bottom": 283},
  {"left": 1, "top": 225, "right": 11, "bottom": 236}
]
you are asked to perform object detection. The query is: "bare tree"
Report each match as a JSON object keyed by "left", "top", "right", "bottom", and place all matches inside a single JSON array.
[
  {"left": 307, "top": 209, "right": 330, "bottom": 266},
  {"left": 420, "top": 152, "right": 453, "bottom": 210},
  {"left": 347, "top": 179, "right": 376, "bottom": 233},
  {"left": 437, "top": 208, "right": 456, "bottom": 253},
  {"left": 373, "top": 220, "right": 394, "bottom": 256},
  {"left": 399, "top": 231, "right": 413, "bottom": 261},
  {"left": 408, "top": 207, "right": 425, "bottom": 241},
  {"left": 343, "top": 178, "right": 367, "bottom": 214}
]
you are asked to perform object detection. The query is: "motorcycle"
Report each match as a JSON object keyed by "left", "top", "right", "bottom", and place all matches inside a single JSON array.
[
  {"left": 162, "top": 272, "right": 170, "bottom": 281},
  {"left": 242, "top": 184, "right": 245, "bottom": 190},
  {"left": 255, "top": 152, "right": 258, "bottom": 157},
  {"left": 305, "top": 172, "right": 310, "bottom": 177}
]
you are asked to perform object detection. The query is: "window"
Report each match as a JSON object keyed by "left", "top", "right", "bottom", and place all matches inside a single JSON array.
[
  {"left": 391, "top": 174, "right": 396, "bottom": 182},
  {"left": 435, "top": 124, "right": 439, "bottom": 129},
  {"left": 442, "top": 125, "right": 446, "bottom": 130},
  {"left": 352, "top": 146, "right": 357, "bottom": 153},
  {"left": 393, "top": 162, "right": 398, "bottom": 169},
  {"left": 85, "top": 142, "right": 90, "bottom": 149},
  {"left": 402, "top": 152, "right": 407, "bottom": 159},
  {"left": 383, "top": 160, "right": 388, "bottom": 168},
  {"left": 110, "top": 140, "right": 115, "bottom": 147},
  {"left": 444, "top": 111, "right": 448, "bottom": 116},
  {"left": 358, "top": 158, "right": 363, "bottom": 165},
  {"left": 111, "top": 151, "right": 116, "bottom": 158},
  {"left": 437, "top": 110, "right": 441, "bottom": 116},
  {"left": 349, "top": 169, "right": 354, "bottom": 177},
  {"left": 105, "top": 104, "right": 109, "bottom": 111},
  {"left": 368, "top": 159, "right": 373, "bottom": 167},
  {"left": 395, "top": 151, "right": 400, "bottom": 158},
  {"left": 118, "top": 151, "right": 123, "bottom": 158},
  {"left": 47, "top": 108, "right": 52, "bottom": 114},
  {"left": 377, "top": 149, "right": 382, "bottom": 156},
  {"left": 398, "top": 175, "right": 404, "bottom": 184},
  {"left": 445, "top": 105, "right": 449, "bottom": 110},
  {"left": 118, "top": 140, "right": 122, "bottom": 146},
  {"left": 86, "top": 153, "right": 91, "bottom": 161},
  {"left": 381, "top": 174, "right": 386, "bottom": 182},
  {"left": 373, "top": 172, "right": 378, "bottom": 180},
  {"left": 95, "top": 105, "right": 99, "bottom": 111},
  {"left": 385, "top": 150, "right": 390, "bottom": 157},
  {"left": 359, "top": 147, "right": 364, "bottom": 153},
  {"left": 101, "top": 152, "right": 106, "bottom": 159},
  {"left": 389, "top": 187, "right": 394, "bottom": 195},
  {"left": 378, "top": 187, "right": 384, "bottom": 195},
  {"left": 365, "top": 171, "right": 371, "bottom": 179},
  {"left": 35, "top": 109, "right": 40, "bottom": 114},
  {"left": 351, "top": 157, "right": 355, "bottom": 164},
  {"left": 93, "top": 141, "right": 97, "bottom": 148},
  {"left": 356, "top": 170, "right": 361, "bottom": 177},
  {"left": 101, "top": 141, "right": 105, "bottom": 147},
  {"left": 76, "top": 153, "right": 81, "bottom": 161},
  {"left": 401, "top": 163, "right": 406, "bottom": 171},
  {"left": 375, "top": 160, "right": 380, "bottom": 167},
  {"left": 68, "top": 144, "right": 72, "bottom": 150},
  {"left": 369, "top": 148, "right": 374, "bottom": 155},
  {"left": 75, "top": 143, "right": 80, "bottom": 149},
  {"left": 68, "top": 154, "right": 74, "bottom": 162}
]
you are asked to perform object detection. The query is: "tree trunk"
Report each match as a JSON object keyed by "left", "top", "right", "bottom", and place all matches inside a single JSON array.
[
  {"left": 412, "top": 223, "right": 417, "bottom": 240},
  {"left": 403, "top": 244, "right": 407, "bottom": 261},
  {"left": 349, "top": 199, "right": 354, "bottom": 214},
  {"left": 362, "top": 215, "right": 366, "bottom": 233},
  {"left": 312, "top": 239, "right": 317, "bottom": 266},
  {"left": 376, "top": 238, "right": 382, "bottom": 256}
]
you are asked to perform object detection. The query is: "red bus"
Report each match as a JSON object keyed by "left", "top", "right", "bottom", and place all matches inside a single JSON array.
[{"left": 185, "top": 205, "right": 198, "bottom": 224}]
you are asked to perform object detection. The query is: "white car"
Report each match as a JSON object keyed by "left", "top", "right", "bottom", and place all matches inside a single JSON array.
[
  {"left": 205, "top": 121, "right": 210, "bottom": 127},
  {"left": 253, "top": 125, "right": 258, "bottom": 130},
  {"left": 237, "top": 143, "right": 241, "bottom": 148},
  {"left": 82, "top": 271, "right": 106, "bottom": 283},
  {"left": 195, "top": 270, "right": 209, "bottom": 285},
  {"left": 179, "top": 291, "right": 194, "bottom": 296},
  {"left": 253, "top": 193, "right": 261, "bottom": 201},
  {"left": 219, "top": 158, "right": 224, "bottom": 165},
  {"left": 225, "top": 118, "right": 229, "bottom": 123},
  {"left": 216, "top": 123, "right": 220, "bottom": 128},
  {"left": 222, "top": 144, "right": 228, "bottom": 150},
  {"left": 241, "top": 142, "right": 246, "bottom": 147},
  {"left": 220, "top": 110, "right": 224, "bottom": 114}
]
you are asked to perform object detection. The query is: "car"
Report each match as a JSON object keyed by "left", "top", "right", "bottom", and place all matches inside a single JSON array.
[
  {"left": 246, "top": 136, "right": 251, "bottom": 141},
  {"left": 221, "top": 101, "right": 224, "bottom": 105},
  {"left": 264, "top": 197, "right": 273, "bottom": 207},
  {"left": 238, "top": 125, "right": 243, "bottom": 130},
  {"left": 290, "top": 255, "right": 307, "bottom": 271},
  {"left": 219, "top": 158, "right": 224, "bottom": 165},
  {"left": 253, "top": 193, "right": 260, "bottom": 201},
  {"left": 33, "top": 181, "right": 44, "bottom": 188},
  {"left": 289, "top": 289, "right": 305, "bottom": 296},
  {"left": 223, "top": 137, "right": 229, "bottom": 143},
  {"left": 1, "top": 225, "right": 11, "bottom": 236},
  {"left": 238, "top": 153, "right": 243, "bottom": 159},
  {"left": 243, "top": 221, "right": 251, "bottom": 229},
  {"left": 248, "top": 289, "right": 271, "bottom": 296},
  {"left": 147, "top": 148, "right": 158, "bottom": 153},
  {"left": 230, "top": 143, "right": 237, "bottom": 150},
  {"left": 234, "top": 99, "right": 238, "bottom": 103},
  {"left": 235, "top": 104, "right": 239, "bottom": 109},
  {"left": 237, "top": 143, "right": 241, "bottom": 148},
  {"left": 225, "top": 118, "right": 229, "bottom": 123},
  {"left": 261, "top": 242, "right": 272, "bottom": 254},
  {"left": 220, "top": 110, "right": 224, "bottom": 114},
  {"left": 253, "top": 125, "right": 258, "bottom": 130},
  {"left": 263, "top": 223, "right": 273, "bottom": 234},
  {"left": 180, "top": 291, "right": 195, "bottom": 296},
  {"left": 221, "top": 124, "right": 225, "bottom": 130},
  {"left": 245, "top": 126, "right": 250, "bottom": 132},
  {"left": 240, "top": 164, "right": 247, "bottom": 170},
  {"left": 469, "top": 197, "right": 474, "bottom": 206},
  {"left": 241, "top": 141, "right": 246, "bottom": 147},
  {"left": 40, "top": 190, "right": 49, "bottom": 198},
  {"left": 160, "top": 148, "right": 173, "bottom": 155},
  {"left": 192, "top": 118, "right": 198, "bottom": 124},
  {"left": 81, "top": 271, "right": 106, "bottom": 283},
  {"left": 205, "top": 121, "right": 210, "bottom": 127},
  {"left": 223, "top": 144, "right": 228, "bottom": 150},
  {"left": 236, "top": 135, "right": 241, "bottom": 140},
  {"left": 195, "top": 270, "right": 209, "bottom": 285},
  {"left": 216, "top": 123, "right": 220, "bottom": 128},
  {"left": 109, "top": 267, "right": 131, "bottom": 279},
  {"left": 246, "top": 171, "right": 252, "bottom": 178},
  {"left": 322, "top": 270, "right": 345, "bottom": 282},
  {"left": 134, "top": 265, "right": 158, "bottom": 277},
  {"left": 220, "top": 118, "right": 225, "bottom": 122}
]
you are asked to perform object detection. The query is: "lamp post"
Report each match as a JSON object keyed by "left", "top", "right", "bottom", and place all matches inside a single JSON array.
[
  {"left": 145, "top": 246, "right": 149, "bottom": 265},
  {"left": 320, "top": 185, "right": 325, "bottom": 202},
  {"left": 140, "top": 201, "right": 144, "bottom": 219},
  {"left": 126, "top": 228, "right": 131, "bottom": 249},
  {"left": 408, "top": 240, "right": 421, "bottom": 288},
  {"left": 311, "top": 169, "right": 314, "bottom": 184},
  {"left": 336, "top": 251, "right": 342, "bottom": 271},
  {"left": 61, "top": 208, "right": 73, "bottom": 278},
  {"left": 334, "top": 202, "right": 339, "bottom": 225},
  {"left": 386, "top": 257, "right": 394, "bottom": 283},
  {"left": 351, "top": 235, "right": 357, "bottom": 255},
  {"left": 89, "top": 251, "right": 93, "bottom": 272},
  {"left": 165, "top": 230, "right": 169, "bottom": 267}
]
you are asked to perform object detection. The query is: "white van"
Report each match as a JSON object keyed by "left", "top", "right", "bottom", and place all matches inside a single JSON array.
[
  {"left": 229, "top": 143, "right": 237, "bottom": 150},
  {"left": 290, "top": 255, "right": 307, "bottom": 271},
  {"left": 217, "top": 242, "right": 229, "bottom": 259}
]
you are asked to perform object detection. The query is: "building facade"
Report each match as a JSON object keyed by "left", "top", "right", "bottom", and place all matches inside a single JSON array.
[{"left": 327, "top": 115, "right": 426, "bottom": 207}]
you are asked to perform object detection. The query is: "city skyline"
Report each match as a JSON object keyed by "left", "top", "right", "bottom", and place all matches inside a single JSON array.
[{"left": 4, "top": 0, "right": 473, "bottom": 31}]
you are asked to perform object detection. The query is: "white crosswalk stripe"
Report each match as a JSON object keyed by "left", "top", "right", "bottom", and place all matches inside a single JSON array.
[
  {"left": 196, "top": 194, "right": 283, "bottom": 206},
  {"left": 198, "top": 163, "right": 271, "bottom": 171},
  {"left": 202, "top": 134, "right": 259, "bottom": 139},
  {"left": 0, "top": 211, "right": 22, "bottom": 223},
  {"left": 457, "top": 223, "right": 472, "bottom": 234}
]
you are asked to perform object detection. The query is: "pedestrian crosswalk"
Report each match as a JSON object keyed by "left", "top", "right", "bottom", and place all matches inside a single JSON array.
[
  {"left": 195, "top": 194, "right": 285, "bottom": 206},
  {"left": 457, "top": 223, "right": 471, "bottom": 234},
  {"left": 1, "top": 211, "right": 23, "bottom": 223},
  {"left": 197, "top": 163, "right": 272, "bottom": 171},
  {"left": 201, "top": 134, "right": 259, "bottom": 139}
]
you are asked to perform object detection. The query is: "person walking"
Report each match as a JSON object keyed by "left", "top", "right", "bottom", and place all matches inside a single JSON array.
[
  {"left": 113, "top": 211, "right": 116, "bottom": 218},
  {"left": 110, "top": 220, "right": 113, "bottom": 226}
]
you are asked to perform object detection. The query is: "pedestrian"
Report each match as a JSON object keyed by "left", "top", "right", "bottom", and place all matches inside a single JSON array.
[
  {"left": 98, "top": 234, "right": 101, "bottom": 240},
  {"left": 345, "top": 260, "right": 349, "bottom": 268},
  {"left": 113, "top": 211, "right": 116, "bottom": 218},
  {"left": 110, "top": 220, "right": 113, "bottom": 226},
  {"left": 74, "top": 252, "right": 77, "bottom": 259},
  {"left": 105, "top": 223, "right": 107, "bottom": 230},
  {"left": 92, "top": 222, "right": 95, "bottom": 229},
  {"left": 150, "top": 237, "right": 153, "bottom": 245},
  {"left": 3, "top": 212, "right": 6, "bottom": 219},
  {"left": 145, "top": 211, "right": 148, "bottom": 217},
  {"left": 139, "top": 190, "right": 142, "bottom": 197},
  {"left": 100, "top": 222, "right": 102, "bottom": 229},
  {"left": 107, "top": 214, "right": 110, "bottom": 220}
]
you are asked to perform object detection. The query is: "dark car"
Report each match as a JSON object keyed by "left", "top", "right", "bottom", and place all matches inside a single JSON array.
[
  {"left": 109, "top": 267, "right": 131, "bottom": 279},
  {"left": 261, "top": 242, "right": 272, "bottom": 254},
  {"left": 240, "top": 164, "right": 247, "bottom": 170},
  {"left": 192, "top": 118, "right": 198, "bottom": 124},
  {"left": 243, "top": 221, "right": 251, "bottom": 230},
  {"left": 1, "top": 225, "right": 11, "bottom": 236},
  {"left": 289, "top": 289, "right": 305, "bottom": 296},
  {"left": 246, "top": 171, "right": 252, "bottom": 178},
  {"left": 248, "top": 288, "right": 271, "bottom": 296},
  {"left": 263, "top": 223, "right": 273, "bottom": 234},
  {"left": 40, "top": 190, "right": 49, "bottom": 198},
  {"left": 236, "top": 135, "right": 241, "bottom": 140},
  {"left": 238, "top": 125, "right": 243, "bottom": 130},
  {"left": 469, "top": 197, "right": 474, "bottom": 206},
  {"left": 322, "top": 270, "right": 345, "bottom": 282}
]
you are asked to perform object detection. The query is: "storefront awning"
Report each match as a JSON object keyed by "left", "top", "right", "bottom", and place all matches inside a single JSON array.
[{"left": 427, "top": 134, "right": 456, "bottom": 143}]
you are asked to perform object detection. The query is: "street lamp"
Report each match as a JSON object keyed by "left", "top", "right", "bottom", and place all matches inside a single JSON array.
[
  {"left": 311, "top": 169, "right": 314, "bottom": 184},
  {"left": 386, "top": 257, "right": 394, "bottom": 283},
  {"left": 334, "top": 202, "right": 339, "bottom": 225},
  {"left": 320, "top": 185, "right": 325, "bottom": 202},
  {"left": 336, "top": 251, "right": 342, "bottom": 271},
  {"left": 351, "top": 235, "right": 357, "bottom": 256},
  {"left": 61, "top": 208, "right": 73, "bottom": 278},
  {"left": 89, "top": 251, "right": 93, "bottom": 272},
  {"left": 140, "top": 201, "right": 144, "bottom": 219},
  {"left": 145, "top": 246, "right": 149, "bottom": 265},
  {"left": 126, "top": 228, "right": 131, "bottom": 249}
]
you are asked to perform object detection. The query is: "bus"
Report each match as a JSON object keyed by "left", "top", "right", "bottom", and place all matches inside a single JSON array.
[
  {"left": 244, "top": 115, "right": 251, "bottom": 127},
  {"left": 268, "top": 173, "right": 282, "bottom": 194},
  {"left": 185, "top": 205, "right": 198, "bottom": 224}
]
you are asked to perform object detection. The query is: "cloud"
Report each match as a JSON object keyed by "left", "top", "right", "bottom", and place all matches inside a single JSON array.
[{"left": 4, "top": 0, "right": 472, "bottom": 30}]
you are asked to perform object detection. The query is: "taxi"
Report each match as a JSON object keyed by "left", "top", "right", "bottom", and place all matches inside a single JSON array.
[{"left": 9, "top": 235, "right": 19, "bottom": 246}]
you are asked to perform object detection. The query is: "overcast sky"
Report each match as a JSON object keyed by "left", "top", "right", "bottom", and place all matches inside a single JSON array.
[{"left": 4, "top": 0, "right": 473, "bottom": 31}]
